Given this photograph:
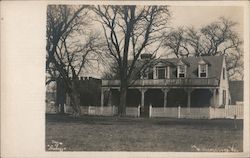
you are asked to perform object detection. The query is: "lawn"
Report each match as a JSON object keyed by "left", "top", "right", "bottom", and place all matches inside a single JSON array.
[{"left": 46, "top": 114, "right": 243, "bottom": 152}]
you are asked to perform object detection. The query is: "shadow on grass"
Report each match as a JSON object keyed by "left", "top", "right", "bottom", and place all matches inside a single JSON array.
[{"left": 46, "top": 113, "right": 243, "bottom": 130}]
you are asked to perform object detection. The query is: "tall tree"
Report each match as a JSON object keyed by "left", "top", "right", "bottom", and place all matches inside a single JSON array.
[
  {"left": 46, "top": 5, "right": 102, "bottom": 117},
  {"left": 162, "top": 17, "right": 243, "bottom": 79},
  {"left": 162, "top": 27, "right": 190, "bottom": 58},
  {"left": 94, "top": 5, "right": 170, "bottom": 116}
]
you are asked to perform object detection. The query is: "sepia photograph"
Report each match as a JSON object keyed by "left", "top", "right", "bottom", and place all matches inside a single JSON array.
[
  {"left": 45, "top": 4, "right": 244, "bottom": 152},
  {"left": 1, "top": 1, "right": 249, "bottom": 158}
]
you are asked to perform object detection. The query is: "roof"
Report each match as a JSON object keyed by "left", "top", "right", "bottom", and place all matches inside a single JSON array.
[
  {"left": 132, "top": 55, "right": 224, "bottom": 79},
  {"left": 229, "top": 81, "right": 244, "bottom": 104}
]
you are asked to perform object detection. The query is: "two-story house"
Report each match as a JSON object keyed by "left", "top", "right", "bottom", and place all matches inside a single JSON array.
[{"left": 101, "top": 55, "right": 231, "bottom": 116}]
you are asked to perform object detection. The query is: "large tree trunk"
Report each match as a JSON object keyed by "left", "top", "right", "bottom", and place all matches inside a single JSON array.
[
  {"left": 119, "top": 78, "right": 127, "bottom": 117},
  {"left": 69, "top": 90, "right": 81, "bottom": 117},
  {"left": 69, "top": 80, "right": 81, "bottom": 118}
]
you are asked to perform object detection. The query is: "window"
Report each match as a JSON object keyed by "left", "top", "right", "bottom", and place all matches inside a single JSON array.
[
  {"left": 178, "top": 65, "right": 186, "bottom": 78},
  {"left": 199, "top": 64, "right": 207, "bottom": 77},
  {"left": 156, "top": 66, "right": 166, "bottom": 79}
]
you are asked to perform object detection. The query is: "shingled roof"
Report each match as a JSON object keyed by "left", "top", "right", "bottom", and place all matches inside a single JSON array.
[{"left": 131, "top": 55, "right": 224, "bottom": 79}]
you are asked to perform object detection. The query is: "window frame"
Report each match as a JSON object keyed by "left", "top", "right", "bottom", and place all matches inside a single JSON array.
[
  {"left": 198, "top": 64, "right": 208, "bottom": 78},
  {"left": 178, "top": 65, "right": 186, "bottom": 78},
  {"left": 156, "top": 66, "right": 168, "bottom": 79}
]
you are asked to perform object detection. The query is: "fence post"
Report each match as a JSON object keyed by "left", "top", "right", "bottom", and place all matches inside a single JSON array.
[
  {"left": 178, "top": 106, "right": 181, "bottom": 118},
  {"left": 58, "top": 104, "right": 61, "bottom": 113},
  {"left": 137, "top": 105, "right": 140, "bottom": 117},
  {"left": 149, "top": 105, "right": 152, "bottom": 118},
  {"left": 209, "top": 106, "right": 213, "bottom": 119},
  {"left": 101, "top": 106, "right": 103, "bottom": 116},
  {"left": 88, "top": 106, "right": 90, "bottom": 115},
  {"left": 64, "top": 104, "right": 66, "bottom": 113}
]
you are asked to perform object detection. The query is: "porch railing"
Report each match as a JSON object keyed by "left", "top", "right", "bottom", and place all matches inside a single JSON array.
[{"left": 102, "top": 78, "right": 219, "bottom": 88}]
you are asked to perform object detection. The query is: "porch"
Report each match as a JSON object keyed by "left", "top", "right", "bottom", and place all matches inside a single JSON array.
[{"left": 100, "top": 87, "right": 219, "bottom": 111}]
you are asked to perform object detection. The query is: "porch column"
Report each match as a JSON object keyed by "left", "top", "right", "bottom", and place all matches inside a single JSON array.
[
  {"left": 140, "top": 88, "right": 147, "bottom": 107},
  {"left": 184, "top": 88, "right": 194, "bottom": 110},
  {"left": 161, "top": 88, "right": 170, "bottom": 108}
]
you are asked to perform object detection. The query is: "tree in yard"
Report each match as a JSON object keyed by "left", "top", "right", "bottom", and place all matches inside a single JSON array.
[
  {"left": 162, "top": 27, "right": 190, "bottom": 58},
  {"left": 46, "top": 5, "right": 102, "bottom": 117},
  {"left": 94, "top": 5, "right": 171, "bottom": 116},
  {"left": 162, "top": 17, "right": 243, "bottom": 80}
]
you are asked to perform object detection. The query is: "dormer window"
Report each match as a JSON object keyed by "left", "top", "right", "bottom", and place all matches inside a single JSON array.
[
  {"left": 178, "top": 65, "right": 186, "bottom": 78},
  {"left": 156, "top": 66, "right": 167, "bottom": 79},
  {"left": 198, "top": 58, "right": 208, "bottom": 78},
  {"left": 199, "top": 64, "right": 208, "bottom": 78}
]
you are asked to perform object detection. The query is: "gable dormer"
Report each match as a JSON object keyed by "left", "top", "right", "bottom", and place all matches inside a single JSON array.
[
  {"left": 153, "top": 61, "right": 171, "bottom": 79},
  {"left": 198, "top": 58, "right": 208, "bottom": 78},
  {"left": 177, "top": 59, "right": 187, "bottom": 78}
]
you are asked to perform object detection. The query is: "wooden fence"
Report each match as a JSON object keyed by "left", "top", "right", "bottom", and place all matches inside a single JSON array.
[
  {"left": 150, "top": 104, "right": 243, "bottom": 119},
  {"left": 126, "top": 107, "right": 140, "bottom": 117},
  {"left": 180, "top": 107, "right": 210, "bottom": 119},
  {"left": 64, "top": 105, "right": 139, "bottom": 117},
  {"left": 151, "top": 107, "right": 178, "bottom": 118},
  {"left": 46, "top": 103, "right": 243, "bottom": 119}
]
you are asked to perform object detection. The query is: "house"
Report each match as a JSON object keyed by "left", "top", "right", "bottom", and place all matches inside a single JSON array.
[{"left": 101, "top": 55, "right": 231, "bottom": 116}]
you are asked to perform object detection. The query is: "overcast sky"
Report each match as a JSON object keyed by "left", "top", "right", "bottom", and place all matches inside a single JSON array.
[{"left": 169, "top": 6, "right": 243, "bottom": 37}]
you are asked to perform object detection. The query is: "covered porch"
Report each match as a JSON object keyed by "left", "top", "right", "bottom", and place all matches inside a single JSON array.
[{"left": 100, "top": 87, "right": 219, "bottom": 113}]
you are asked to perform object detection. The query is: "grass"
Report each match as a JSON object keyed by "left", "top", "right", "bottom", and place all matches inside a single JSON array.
[{"left": 46, "top": 114, "right": 243, "bottom": 152}]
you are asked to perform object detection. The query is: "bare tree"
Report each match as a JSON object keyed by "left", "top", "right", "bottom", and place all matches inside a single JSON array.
[
  {"left": 162, "top": 27, "right": 191, "bottom": 58},
  {"left": 161, "top": 17, "right": 243, "bottom": 79},
  {"left": 94, "top": 5, "right": 170, "bottom": 116},
  {"left": 46, "top": 5, "right": 102, "bottom": 117},
  {"left": 200, "top": 17, "right": 243, "bottom": 79}
]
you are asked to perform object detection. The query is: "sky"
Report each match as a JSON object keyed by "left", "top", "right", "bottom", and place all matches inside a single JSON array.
[{"left": 169, "top": 6, "right": 243, "bottom": 37}]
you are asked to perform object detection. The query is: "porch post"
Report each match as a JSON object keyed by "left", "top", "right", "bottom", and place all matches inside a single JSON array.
[
  {"left": 140, "top": 88, "right": 147, "bottom": 107},
  {"left": 161, "top": 88, "right": 170, "bottom": 108},
  {"left": 184, "top": 88, "right": 194, "bottom": 111}
]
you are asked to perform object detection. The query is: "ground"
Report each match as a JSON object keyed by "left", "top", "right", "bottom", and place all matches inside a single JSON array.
[{"left": 46, "top": 114, "right": 243, "bottom": 152}]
